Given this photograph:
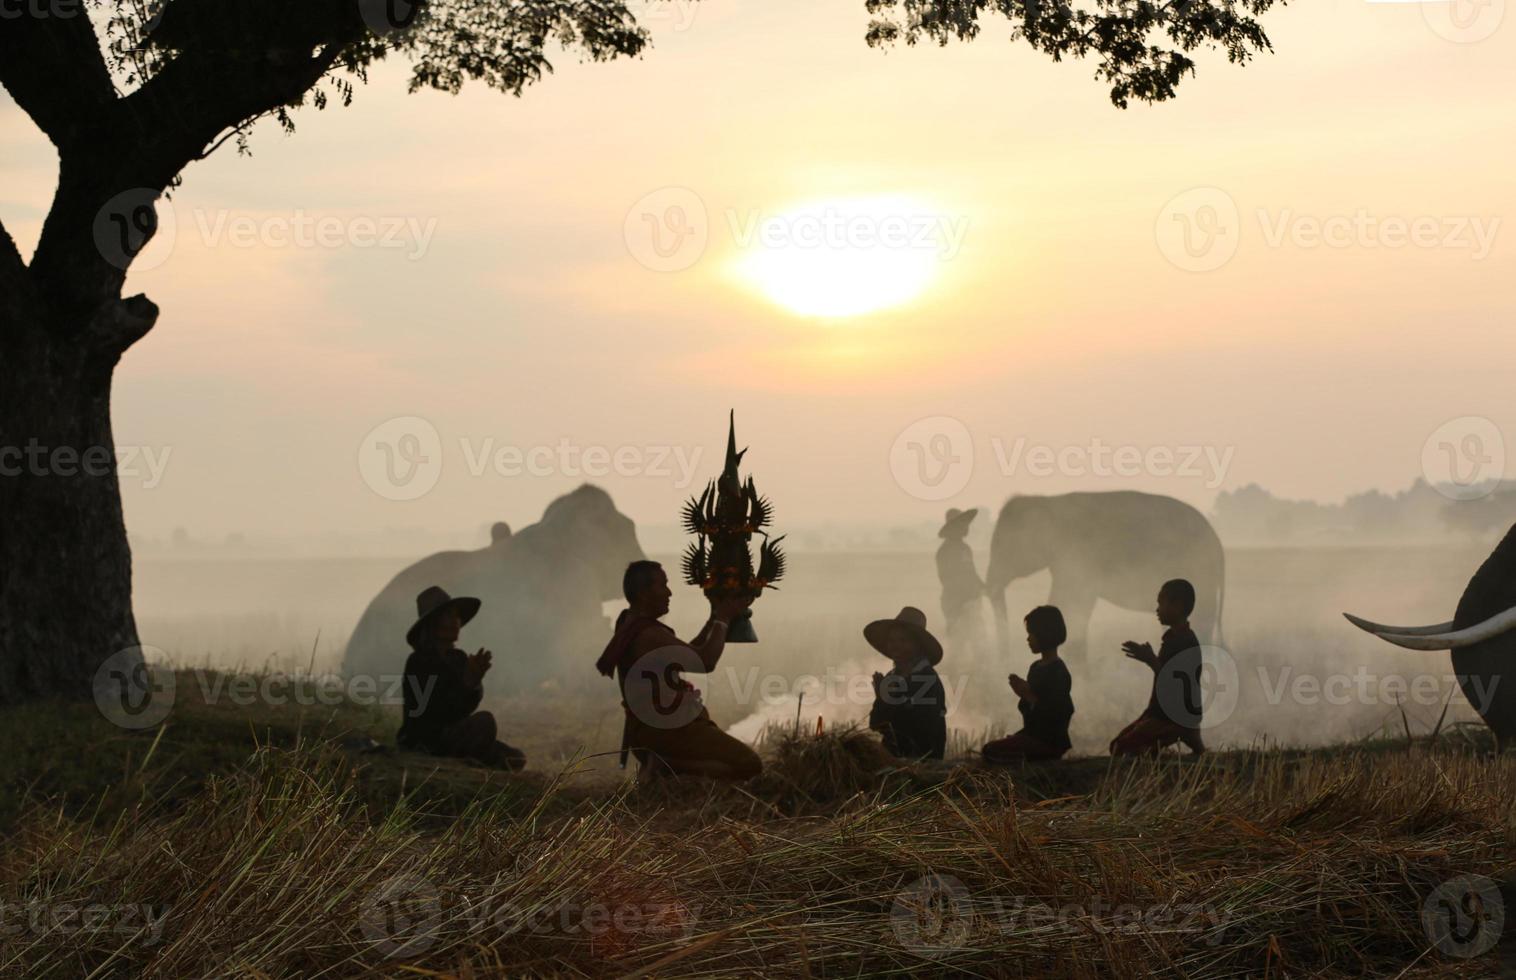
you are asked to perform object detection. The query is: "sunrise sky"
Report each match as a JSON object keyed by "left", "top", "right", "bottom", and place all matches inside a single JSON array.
[{"left": 3, "top": 0, "right": 1514, "bottom": 543}]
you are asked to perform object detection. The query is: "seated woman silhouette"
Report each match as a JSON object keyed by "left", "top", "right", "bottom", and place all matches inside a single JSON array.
[{"left": 981, "top": 605, "right": 1074, "bottom": 763}]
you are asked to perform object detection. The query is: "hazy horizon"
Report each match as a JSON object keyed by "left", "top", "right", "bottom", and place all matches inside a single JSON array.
[{"left": 4, "top": 0, "right": 1513, "bottom": 542}]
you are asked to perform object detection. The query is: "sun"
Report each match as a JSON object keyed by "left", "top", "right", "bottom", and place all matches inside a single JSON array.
[{"left": 730, "top": 195, "right": 955, "bottom": 319}]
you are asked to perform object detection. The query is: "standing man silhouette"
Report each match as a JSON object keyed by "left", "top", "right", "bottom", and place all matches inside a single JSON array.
[{"left": 937, "top": 508, "right": 986, "bottom": 659}]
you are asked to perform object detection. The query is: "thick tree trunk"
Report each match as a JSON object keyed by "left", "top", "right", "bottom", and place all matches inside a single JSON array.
[
  {"left": 1, "top": 0, "right": 345, "bottom": 707},
  {"left": 0, "top": 310, "right": 142, "bottom": 703}
]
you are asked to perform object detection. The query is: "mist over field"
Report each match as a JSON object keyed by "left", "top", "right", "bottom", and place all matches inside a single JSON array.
[
  {"left": 6, "top": 0, "right": 1516, "bottom": 971},
  {"left": 133, "top": 534, "right": 1497, "bottom": 764}
]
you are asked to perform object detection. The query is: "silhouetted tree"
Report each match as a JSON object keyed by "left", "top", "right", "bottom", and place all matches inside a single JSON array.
[
  {"left": 1444, "top": 489, "right": 1516, "bottom": 541},
  {"left": 0, "top": 0, "right": 1282, "bottom": 703}
]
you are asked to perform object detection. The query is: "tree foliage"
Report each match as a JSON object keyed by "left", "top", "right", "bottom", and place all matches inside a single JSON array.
[
  {"left": 0, "top": 0, "right": 655, "bottom": 344},
  {"left": 865, "top": 0, "right": 1284, "bottom": 108},
  {"left": 95, "top": 0, "right": 651, "bottom": 155}
]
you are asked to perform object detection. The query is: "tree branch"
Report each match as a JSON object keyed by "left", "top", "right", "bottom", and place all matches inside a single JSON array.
[
  {"left": 0, "top": 8, "right": 117, "bottom": 149},
  {"left": 85, "top": 294, "right": 160, "bottom": 361},
  {"left": 28, "top": 40, "right": 347, "bottom": 325},
  {"left": 119, "top": 41, "right": 348, "bottom": 188}
]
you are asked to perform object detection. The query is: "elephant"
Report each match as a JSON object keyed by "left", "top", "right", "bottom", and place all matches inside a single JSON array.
[
  {"left": 1346, "top": 521, "right": 1516, "bottom": 750},
  {"left": 985, "top": 491, "right": 1226, "bottom": 667},
  {"left": 342, "top": 484, "right": 645, "bottom": 696}
]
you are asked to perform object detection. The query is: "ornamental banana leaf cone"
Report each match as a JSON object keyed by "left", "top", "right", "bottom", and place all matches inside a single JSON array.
[{"left": 680, "top": 410, "right": 786, "bottom": 642}]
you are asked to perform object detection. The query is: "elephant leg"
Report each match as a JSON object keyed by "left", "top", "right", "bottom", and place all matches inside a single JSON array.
[
  {"left": 1047, "top": 586, "right": 1096, "bottom": 671},
  {"left": 988, "top": 588, "right": 1011, "bottom": 660},
  {"left": 1193, "top": 587, "right": 1222, "bottom": 649}
]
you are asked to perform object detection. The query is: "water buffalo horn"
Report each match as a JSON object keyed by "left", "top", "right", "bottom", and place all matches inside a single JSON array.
[
  {"left": 1350, "top": 605, "right": 1516, "bottom": 650},
  {"left": 1341, "top": 613, "right": 1456, "bottom": 636}
]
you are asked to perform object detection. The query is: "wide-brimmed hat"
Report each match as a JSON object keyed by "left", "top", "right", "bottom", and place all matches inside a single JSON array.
[
  {"left": 938, "top": 507, "right": 978, "bottom": 538},
  {"left": 406, "top": 585, "right": 482, "bottom": 648},
  {"left": 864, "top": 606, "right": 943, "bottom": 666}
]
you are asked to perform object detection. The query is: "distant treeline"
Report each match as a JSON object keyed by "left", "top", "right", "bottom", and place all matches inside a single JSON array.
[
  {"left": 133, "top": 480, "right": 1516, "bottom": 557},
  {"left": 1213, "top": 479, "right": 1516, "bottom": 546}
]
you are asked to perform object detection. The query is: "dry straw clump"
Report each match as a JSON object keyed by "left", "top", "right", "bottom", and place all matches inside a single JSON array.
[{"left": 1, "top": 735, "right": 1512, "bottom": 977}]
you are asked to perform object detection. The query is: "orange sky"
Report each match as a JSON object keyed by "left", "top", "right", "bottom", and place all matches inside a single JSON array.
[{"left": 2, "top": 0, "right": 1513, "bottom": 542}]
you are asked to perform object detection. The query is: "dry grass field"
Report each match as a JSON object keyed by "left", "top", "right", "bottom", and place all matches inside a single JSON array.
[
  {"left": 1, "top": 668, "right": 1512, "bottom": 978},
  {"left": 4, "top": 543, "right": 1510, "bottom": 976}
]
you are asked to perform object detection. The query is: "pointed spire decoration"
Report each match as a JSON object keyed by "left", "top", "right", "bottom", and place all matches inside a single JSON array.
[
  {"left": 680, "top": 410, "right": 786, "bottom": 642},
  {"left": 723, "top": 409, "right": 746, "bottom": 481}
]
